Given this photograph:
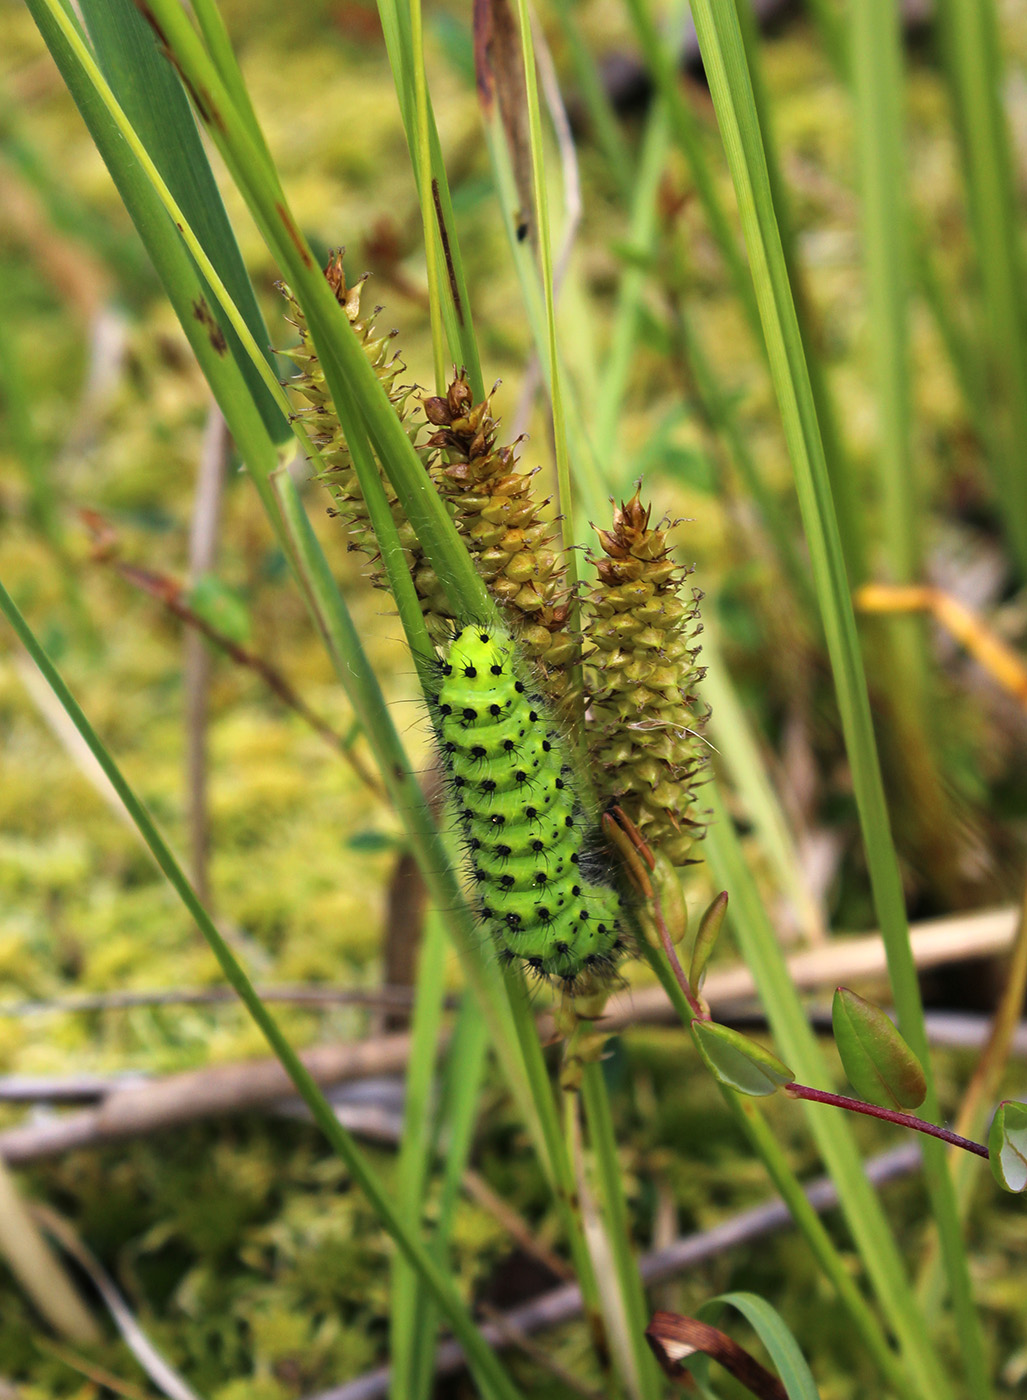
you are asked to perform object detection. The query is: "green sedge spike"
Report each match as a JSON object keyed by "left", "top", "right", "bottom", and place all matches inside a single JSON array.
[{"left": 585, "top": 490, "right": 710, "bottom": 866}]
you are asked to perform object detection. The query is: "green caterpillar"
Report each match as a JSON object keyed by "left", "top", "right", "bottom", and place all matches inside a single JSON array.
[{"left": 432, "top": 625, "right": 626, "bottom": 989}]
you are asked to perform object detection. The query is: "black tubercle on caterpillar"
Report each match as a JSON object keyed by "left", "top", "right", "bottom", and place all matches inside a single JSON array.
[{"left": 427, "top": 625, "right": 627, "bottom": 991}]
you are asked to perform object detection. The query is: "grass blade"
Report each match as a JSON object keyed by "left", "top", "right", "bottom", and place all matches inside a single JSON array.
[
  {"left": 390, "top": 916, "right": 449, "bottom": 1400},
  {"left": 25, "top": 0, "right": 286, "bottom": 524},
  {"left": 592, "top": 104, "right": 670, "bottom": 483},
  {"left": 410, "top": 996, "right": 491, "bottom": 1400},
  {"left": 702, "top": 623, "right": 824, "bottom": 943},
  {"left": 509, "top": 0, "right": 581, "bottom": 622},
  {"left": 731, "top": 0, "right": 865, "bottom": 582},
  {"left": 703, "top": 791, "right": 952, "bottom": 1400},
  {"left": 683, "top": 3, "right": 987, "bottom": 1391},
  {"left": 623, "top": 0, "right": 758, "bottom": 341},
  {"left": 935, "top": 0, "right": 1027, "bottom": 575},
  {"left": 582, "top": 1061, "right": 664, "bottom": 1400},
  {"left": 849, "top": 0, "right": 916, "bottom": 591},
  {"left": 374, "top": 0, "right": 484, "bottom": 397},
  {"left": 699, "top": 1291, "right": 820, "bottom": 1400},
  {"left": 847, "top": 0, "right": 962, "bottom": 894},
  {"left": 36, "top": 10, "right": 616, "bottom": 1368},
  {"left": 640, "top": 937, "right": 907, "bottom": 1390},
  {"left": 79, "top": 0, "right": 287, "bottom": 444},
  {"left": 546, "top": 0, "right": 634, "bottom": 198},
  {"left": 0, "top": 577, "right": 525, "bottom": 1400}
]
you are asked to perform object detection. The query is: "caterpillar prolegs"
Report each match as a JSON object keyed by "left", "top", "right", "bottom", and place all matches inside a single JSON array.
[{"left": 432, "top": 625, "right": 627, "bottom": 989}]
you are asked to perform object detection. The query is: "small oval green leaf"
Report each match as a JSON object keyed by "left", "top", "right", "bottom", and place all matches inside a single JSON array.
[
  {"left": 689, "top": 890, "right": 728, "bottom": 992},
  {"left": 988, "top": 1101, "right": 1027, "bottom": 1193},
  {"left": 832, "top": 988, "right": 926, "bottom": 1110},
  {"left": 691, "top": 1021, "right": 793, "bottom": 1097}
]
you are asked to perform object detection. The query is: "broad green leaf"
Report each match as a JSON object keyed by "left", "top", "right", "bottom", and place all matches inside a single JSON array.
[
  {"left": 988, "top": 1101, "right": 1027, "bottom": 1194},
  {"left": 691, "top": 1021, "right": 793, "bottom": 1097},
  {"left": 832, "top": 988, "right": 927, "bottom": 1111}
]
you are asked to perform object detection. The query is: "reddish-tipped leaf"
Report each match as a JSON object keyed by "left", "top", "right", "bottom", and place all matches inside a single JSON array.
[{"left": 832, "top": 988, "right": 926, "bottom": 1111}]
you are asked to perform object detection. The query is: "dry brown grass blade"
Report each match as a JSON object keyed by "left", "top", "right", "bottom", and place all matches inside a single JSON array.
[
  {"left": 0, "top": 1158, "right": 99, "bottom": 1345},
  {"left": 31, "top": 1339, "right": 153, "bottom": 1400},
  {"left": 856, "top": 582, "right": 1027, "bottom": 709},
  {"left": 474, "top": 0, "right": 534, "bottom": 245},
  {"left": 11, "top": 651, "right": 135, "bottom": 828},
  {"left": 646, "top": 1310, "right": 787, "bottom": 1397},
  {"left": 33, "top": 1204, "right": 201, "bottom": 1400},
  {"left": 952, "top": 882, "right": 1027, "bottom": 1149},
  {"left": 916, "top": 874, "right": 1027, "bottom": 1311}
]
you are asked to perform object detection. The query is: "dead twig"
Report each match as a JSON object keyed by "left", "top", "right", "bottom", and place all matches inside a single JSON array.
[
  {"left": 0, "top": 1032, "right": 421, "bottom": 1165},
  {"left": 5, "top": 1007, "right": 1020, "bottom": 1111},
  {"left": 1, "top": 907, "right": 1017, "bottom": 1157},
  {"left": 479, "top": 1302, "right": 606, "bottom": 1400},
  {"left": 0, "top": 983, "right": 421, "bottom": 1019},
  {"left": 600, "top": 904, "right": 1018, "bottom": 1033},
  {"left": 463, "top": 1169, "right": 575, "bottom": 1284}
]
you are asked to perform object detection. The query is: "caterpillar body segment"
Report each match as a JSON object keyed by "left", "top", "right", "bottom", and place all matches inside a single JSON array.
[{"left": 433, "top": 625, "right": 626, "bottom": 988}]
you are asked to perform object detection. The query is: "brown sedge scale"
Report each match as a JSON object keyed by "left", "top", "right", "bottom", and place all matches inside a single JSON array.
[{"left": 428, "top": 624, "right": 626, "bottom": 989}]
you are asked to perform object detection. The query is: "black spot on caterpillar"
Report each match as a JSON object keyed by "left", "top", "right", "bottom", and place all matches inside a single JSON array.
[{"left": 430, "top": 624, "right": 626, "bottom": 989}]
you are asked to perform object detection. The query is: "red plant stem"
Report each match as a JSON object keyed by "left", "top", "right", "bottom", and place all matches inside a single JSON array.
[
  {"left": 784, "top": 1083, "right": 989, "bottom": 1159},
  {"left": 653, "top": 886, "right": 708, "bottom": 1022}
]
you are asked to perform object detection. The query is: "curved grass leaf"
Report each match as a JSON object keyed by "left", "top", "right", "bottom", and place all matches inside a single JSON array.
[{"left": 699, "top": 1292, "right": 820, "bottom": 1400}]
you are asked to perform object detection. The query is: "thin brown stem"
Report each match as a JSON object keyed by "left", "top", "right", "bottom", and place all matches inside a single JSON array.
[{"left": 82, "top": 511, "right": 385, "bottom": 800}]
